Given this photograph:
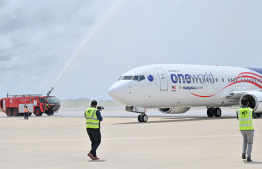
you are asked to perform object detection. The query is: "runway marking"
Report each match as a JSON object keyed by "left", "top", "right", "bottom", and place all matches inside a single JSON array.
[{"left": 0, "top": 134, "right": 262, "bottom": 143}]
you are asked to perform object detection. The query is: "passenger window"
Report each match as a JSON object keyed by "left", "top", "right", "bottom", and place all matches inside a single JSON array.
[
  {"left": 222, "top": 78, "right": 224, "bottom": 82},
  {"left": 216, "top": 78, "right": 218, "bottom": 82}
]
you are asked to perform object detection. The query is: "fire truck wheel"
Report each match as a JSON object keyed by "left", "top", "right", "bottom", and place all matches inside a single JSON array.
[
  {"left": 47, "top": 111, "right": 54, "bottom": 116},
  {"left": 34, "top": 108, "right": 42, "bottom": 116},
  {"left": 13, "top": 108, "right": 19, "bottom": 116},
  {"left": 6, "top": 109, "right": 13, "bottom": 117}
]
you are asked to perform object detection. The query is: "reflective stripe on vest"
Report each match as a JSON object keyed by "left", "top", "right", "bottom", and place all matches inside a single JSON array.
[
  {"left": 85, "top": 108, "right": 99, "bottom": 128},
  {"left": 86, "top": 108, "right": 98, "bottom": 120},
  {"left": 238, "top": 108, "right": 253, "bottom": 130}
]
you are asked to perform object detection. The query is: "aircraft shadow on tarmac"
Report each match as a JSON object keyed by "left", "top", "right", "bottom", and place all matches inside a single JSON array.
[{"left": 114, "top": 116, "right": 246, "bottom": 125}]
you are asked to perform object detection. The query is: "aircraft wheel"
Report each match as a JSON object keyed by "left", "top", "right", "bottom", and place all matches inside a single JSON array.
[
  {"left": 138, "top": 115, "right": 142, "bottom": 122},
  {"left": 256, "top": 113, "right": 261, "bottom": 117},
  {"left": 214, "top": 108, "right": 222, "bottom": 117},
  {"left": 28, "top": 113, "right": 32, "bottom": 116},
  {"left": 142, "top": 114, "right": 148, "bottom": 122},
  {"left": 207, "top": 108, "right": 214, "bottom": 117}
]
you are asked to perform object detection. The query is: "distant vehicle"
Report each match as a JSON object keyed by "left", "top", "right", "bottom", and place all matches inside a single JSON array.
[
  {"left": 0, "top": 94, "right": 61, "bottom": 117},
  {"left": 108, "top": 64, "right": 262, "bottom": 122}
]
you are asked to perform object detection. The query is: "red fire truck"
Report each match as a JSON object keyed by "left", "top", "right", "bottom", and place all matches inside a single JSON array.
[{"left": 0, "top": 94, "right": 49, "bottom": 117}]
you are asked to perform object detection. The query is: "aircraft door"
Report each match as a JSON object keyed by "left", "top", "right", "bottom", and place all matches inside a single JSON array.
[{"left": 155, "top": 68, "right": 168, "bottom": 91}]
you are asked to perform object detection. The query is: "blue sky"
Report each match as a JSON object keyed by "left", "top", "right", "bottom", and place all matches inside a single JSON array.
[{"left": 0, "top": 0, "right": 262, "bottom": 99}]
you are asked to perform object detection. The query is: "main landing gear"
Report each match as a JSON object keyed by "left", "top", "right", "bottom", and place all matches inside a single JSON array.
[
  {"left": 207, "top": 108, "right": 222, "bottom": 117},
  {"left": 138, "top": 113, "right": 148, "bottom": 122}
]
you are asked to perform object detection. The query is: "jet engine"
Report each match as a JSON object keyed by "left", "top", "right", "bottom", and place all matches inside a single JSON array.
[
  {"left": 158, "top": 107, "right": 190, "bottom": 114},
  {"left": 240, "top": 90, "right": 262, "bottom": 113}
]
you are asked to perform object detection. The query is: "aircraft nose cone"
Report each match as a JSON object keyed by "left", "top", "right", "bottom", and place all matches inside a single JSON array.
[{"left": 108, "top": 82, "right": 126, "bottom": 103}]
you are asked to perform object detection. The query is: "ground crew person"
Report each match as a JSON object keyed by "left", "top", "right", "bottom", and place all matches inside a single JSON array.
[
  {"left": 24, "top": 105, "right": 29, "bottom": 120},
  {"left": 237, "top": 98, "right": 257, "bottom": 162},
  {"left": 85, "top": 100, "right": 103, "bottom": 160}
]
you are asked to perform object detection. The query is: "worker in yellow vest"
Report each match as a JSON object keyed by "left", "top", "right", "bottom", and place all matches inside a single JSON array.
[
  {"left": 85, "top": 100, "right": 103, "bottom": 160},
  {"left": 237, "top": 98, "right": 257, "bottom": 162}
]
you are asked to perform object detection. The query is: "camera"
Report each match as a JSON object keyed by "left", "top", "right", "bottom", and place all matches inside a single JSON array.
[{"left": 97, "top": 106, "right": 104, "bottom": 111}]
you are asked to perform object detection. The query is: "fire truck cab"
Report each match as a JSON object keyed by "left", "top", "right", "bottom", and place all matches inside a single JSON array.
[
  {"left": 0, "top": 94, "right": 49, "bottom": 117},
  {"left": 44, "top": 96, "right": 61, "bottom": 116}
]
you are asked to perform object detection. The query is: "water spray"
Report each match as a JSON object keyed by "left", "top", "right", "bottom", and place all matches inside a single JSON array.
[{"left": 48, "top": 0, "right": 123, "bottom": 96}]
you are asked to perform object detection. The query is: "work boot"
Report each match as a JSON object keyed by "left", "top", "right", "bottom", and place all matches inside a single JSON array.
[
  {"left": 242, "top": 153, "right": 246, "bottom": 159},
  {"left": 93, "top": 157, "right": 100, "bottom": 160},
  {"left": 247, "top": 157, "right": 252, "bottom": 162},
  {"left": 87, "top": 153, "right": 95, "bottom": 160}
]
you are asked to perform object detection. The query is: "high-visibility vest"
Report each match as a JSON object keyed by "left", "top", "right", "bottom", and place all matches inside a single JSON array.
[
  {"left": 237, "top": 108, "right": 254, "bottom": 130},
  {"left": 24, "top": 108, "right": 29, "bottom": 113},
  {"left": 85, "top": 107, "right": 99, "bottom": 129}
]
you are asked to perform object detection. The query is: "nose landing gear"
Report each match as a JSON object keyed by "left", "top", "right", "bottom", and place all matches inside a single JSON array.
[{"left": 138, "top": 113, "right": 148, "bottom": 122}]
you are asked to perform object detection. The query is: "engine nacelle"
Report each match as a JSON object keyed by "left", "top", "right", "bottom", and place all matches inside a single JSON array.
[
  {"left": 240, "top": 90, "right": 262, "bottom": 113},
  {"left": 158, "top": 107, "right": 190, "bottom": 114}
]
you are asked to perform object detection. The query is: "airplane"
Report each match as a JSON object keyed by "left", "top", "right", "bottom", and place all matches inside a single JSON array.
[{"left": 108, "top": 64, "right": 262, "bottom": 122}]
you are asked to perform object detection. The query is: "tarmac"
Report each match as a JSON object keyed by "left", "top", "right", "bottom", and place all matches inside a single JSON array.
[{"left": 0, "top": 107, "right": 262, "bottom": 169}]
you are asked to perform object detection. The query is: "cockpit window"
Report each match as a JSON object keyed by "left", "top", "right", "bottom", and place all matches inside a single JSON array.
[
  {"left": 139, "top": 76, "right": 145, "bottom": 81},
  {"left": 118, "top": 75, "right": 145, "bottom": 81},
  {"left": 133, "top": 76, "right": 139, "bottom": 81},
  {"left": 123, "top": 76, "right": 133, "bottom": 80},
  {"left": 133, "top": 75, "right": 145, "bottom": 81}
]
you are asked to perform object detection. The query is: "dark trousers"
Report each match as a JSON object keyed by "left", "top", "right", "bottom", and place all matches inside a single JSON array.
[
  {"left": 24, "top": 113, "right": 28, "bottom": 119},
  {"left": 86, "top": 128, "right": 101, "bottom": 157}
]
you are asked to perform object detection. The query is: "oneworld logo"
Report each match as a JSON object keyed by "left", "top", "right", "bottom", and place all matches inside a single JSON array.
[
  {"left": 147, "top": 75, "right": 154, "bottom": 82},
  {"left": 171, "top": 72, "right": 214, "bottom": 84}
]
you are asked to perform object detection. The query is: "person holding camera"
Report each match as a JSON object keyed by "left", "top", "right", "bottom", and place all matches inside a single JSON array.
[{"left": 85, "top": 100, "right": 103, "bottom": 160}]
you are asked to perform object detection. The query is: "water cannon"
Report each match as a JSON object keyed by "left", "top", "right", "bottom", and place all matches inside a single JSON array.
[{"left": 47, "top": 87, "right": 54, "bottom": 96}]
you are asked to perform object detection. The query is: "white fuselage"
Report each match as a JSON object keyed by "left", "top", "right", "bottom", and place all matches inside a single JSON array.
[{"left": 108, "top": 64, "right": 262, "bottom": 109}]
